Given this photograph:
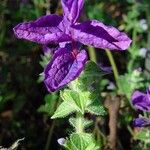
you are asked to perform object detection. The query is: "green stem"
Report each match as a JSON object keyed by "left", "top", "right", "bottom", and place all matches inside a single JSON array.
[
  {"left": 88, "top": 46, "right": 97, "bottom": 63},
  {"left": 128, "top": 28, "right": 137, "bottom": 72},
  {"left": 127, "top": 58, "right": 134, "bottom": 72},
  {"left": 33, "top": 0, "right": 40, "bottom": 17},
  {"left": 45, "top": 120, "right": 56, "bottom": 150},
  {"left": 76, "top": 113, "right": 84, "bottom": 133},
  {"left": 46, "top": 0, "right": 51, "bottom": 15},
  {"left": 131, "top": 28, "right": 137, "bottom": 49},
  {"left": 145, "top": 6, "right": 150, "bottom": 76},
  {"left": 127, "top": 125, "right": 134, "bottom": 137},
  {"left": 105, "top": 49, "right": 119, "bottom": 88}
]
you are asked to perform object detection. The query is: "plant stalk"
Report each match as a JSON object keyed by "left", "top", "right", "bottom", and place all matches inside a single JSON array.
[
  {"left": 88, "top": 46, "right": 97, "bottom": 63},
  {"left": 105, "top": 49, "right": 119, "bottom": 88},
  {"left": 145, "top": 5, "right": 150, "bottom": 75},
  {"left": 45, "top": 120, "right": 56, "bottom": 150},
  {"left": 127, "top": 28, "right": 137, "bottom": 72},
  {"left": 76, "top": 113, "right": 84, "bottom": 133}
]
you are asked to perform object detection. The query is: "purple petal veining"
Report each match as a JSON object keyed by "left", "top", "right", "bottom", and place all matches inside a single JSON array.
[
  {"left": 133, "top": 117, "right": 150, "bottom": 127},
  {"left": 61, "top": 0, "right": 84, "bottom": 23},
  {"left": 132, "top": 87, "right": 150, "bottom": 112},
  {"left": 71, "top": 20, "right": 132, "bottom": 50},
  {"left": 44, "top": 47, "right": 87, "bottom": 92},
  {"left": 13, "top": 15, "right": 71, "bottom": 44}
]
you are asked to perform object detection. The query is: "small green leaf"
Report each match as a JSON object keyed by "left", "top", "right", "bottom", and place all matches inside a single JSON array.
[
  {"left": 39, "top": 54, "right": 51, "bottom": 68},
  {"left": 65, "top": 133, "right": 99, "bottom": 150},
  {"left": 85, "top": 143, "right": 100, "bottom": 150},
  {"left": 69, "top": 117, "right": 93, "bottom": 130},
  {"left": 61, "top": 90, "right": 91, "bottom": 114},
  {"left": 68, "top": 78, "right": 85, "bottom": 92},
  {"left": 86, "top": 101, "right": 107, "bottom": 116},
  {"left": 81, "top": 61, "right": 107, "bottom": 78},
  {"left": 69, "top": 61, "right": 107, "bottom": 92},
  {"left": 135, "top": 129, "right": 150, "bottom": 141},
  {"left": 60, "top": 90, "right": 73, "bottom": 102},
  {"left": 38, "top": 93, "right": 58, "bottom": 116},
  {"left": 118, "top": 70, "right": 145, "bottom": 99},
  {"left": 72, "top": 91, "right": 91, "bottom": 114},
  {"left": 51, "top": 101, "right": 76, "bottom": 119}
]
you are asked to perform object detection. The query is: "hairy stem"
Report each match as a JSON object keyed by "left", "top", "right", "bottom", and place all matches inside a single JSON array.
[{"left": 76, "top": 113, "right": 84, "bottom": 133}]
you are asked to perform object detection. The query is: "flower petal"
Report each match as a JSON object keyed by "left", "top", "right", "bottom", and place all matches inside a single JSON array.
[
  {"left": 71, "top": 20, "right": 132, "bottom": 50},
  {"left": 13, "top": 15, "right": 71, "bottom": 44},
  {"left": 44, "top": 47, "right": 87, "bottom": 92},
  {"left": 61, "top": 0, "right": 84, "bottom": 23},
  {"left": 133, "top": 117, "right": 150, "bottom": 127},
  {"left": 132, "top": 91, "right": 150, "bottom": 112}
]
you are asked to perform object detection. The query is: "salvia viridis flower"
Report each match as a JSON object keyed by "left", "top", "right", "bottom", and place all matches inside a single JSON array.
[
  {"left": 133, "top": 117, "right": 150, "bottom": 127},
  {"left": 13, "top": 0, "right": 132, "bottom": 92},
  {"left": 132, "top": 87, "right": 150, "bottom": 127},
  {"left": 132, "top": 87, "right": 150, "bottom": 112}
]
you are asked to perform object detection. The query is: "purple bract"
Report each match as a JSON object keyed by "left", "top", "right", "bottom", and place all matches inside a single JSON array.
[
  {"left": 132, "top": 87, "right": 150, "bottom": 112},
  {"left": 133, "top": 117, "right": 150, "bottom": 127},
  {"left": 13, "top": 0, "right": 132, "bottom": 92},
  {"left": 132, "top": 87, "right": 150, "bottom": 127}
]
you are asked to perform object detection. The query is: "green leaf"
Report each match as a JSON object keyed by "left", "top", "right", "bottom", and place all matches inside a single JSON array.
[
  {"left": 39, "top": 54, "right": 51, "bottom": 68},
  {"left": 61, "top": 90, "right": 91, "bottom": 114},
  {"left": 118, "top": 70, "right": 145, "bottom": 99},
  {"left": 38, "top": 93, "right": 58, "bottom": 116},
  {"left": 72, "top": 91, "right": 92, "bottom": 114},
  {"left": 85, "top": 143, "right": 100, "bottom": 150},
  {"left": 82, "top": 61, "right": 105, "bottom": 77},
  {"left": 86, "top": 101, "right": 107, "bottom": 116},
  {"left": 80, "top": 61, "right": 106, "bottom": 87},
  {"left": 51, "top": 101, "right": 76, "bottom": 119},
  {"left": 69, "top": 117, "right": 93, "bottom": 130},
  {"left": 65, "top": 133, "right": 99, "bottom": 150},
  {"left": 135, "top": 129, "right": 150, "bottom": 141},
  {"left": 69, "top": 61, "right": 107, "bottom": 92},
  {"left": 68, "top": 78, "right": 85, "bottom": 92}
]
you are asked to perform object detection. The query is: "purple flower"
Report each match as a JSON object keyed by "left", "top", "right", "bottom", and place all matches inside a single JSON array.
[
  {"left": 132, "top": 87, "right": 150, "bottom": 112},
  {"left": 13, "top": 0, "right": 132, "bottom": 92},
  {"left": 44, "top": 44, "right": 87, "bottom": 92},
  {"left": 132, "top": 87, "right": 150, "bottom": 127},
  {"left": 133, "top": 117, "right": 150, "bottom": 127}
]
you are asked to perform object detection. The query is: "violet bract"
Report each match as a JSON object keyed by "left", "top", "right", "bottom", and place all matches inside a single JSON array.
[
  {"left": 133, "top": 117, "right": 150, "bottom": 127},
  {"left": 132, "top": 87, "right": 150, "bottom": 112},
  {"left": 132, "top": 87, "right": 150, "bottom": 127},
  {"left": 13, "top": 0, "right": 131, "bottom": 92}
]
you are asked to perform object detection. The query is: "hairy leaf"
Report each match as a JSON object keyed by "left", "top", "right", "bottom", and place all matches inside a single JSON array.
[{"left": 65, "top": 133, "right": 99, "bottom": 150}]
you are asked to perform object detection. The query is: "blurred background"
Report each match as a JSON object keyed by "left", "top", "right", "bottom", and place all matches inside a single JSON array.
[{"left": 1, "top": 0, "right": 150, "bottom": 149}]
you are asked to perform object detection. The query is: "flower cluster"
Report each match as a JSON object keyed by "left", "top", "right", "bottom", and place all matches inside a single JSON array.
[
  {"left": 13, "top": 0, "right": 131, "bottom": 92},
  {"left": 132, "top": 87, "right": 150, "bottom": 127}
]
